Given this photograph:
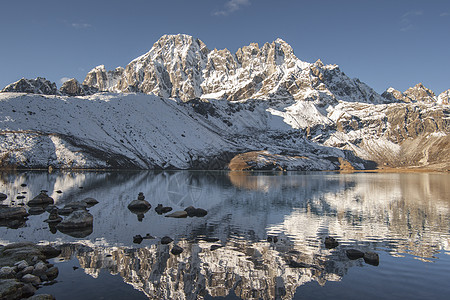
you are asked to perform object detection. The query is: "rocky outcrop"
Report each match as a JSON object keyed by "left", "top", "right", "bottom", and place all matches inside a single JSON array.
[
  {"left": 1, "top": 77, "right": 57, "bottom": 95},
  {"left": 82, "top": 65, "right": 124, "bottom": 92},
  {"left": 59, "top": 78, "right": 98, "bottom": 96}
]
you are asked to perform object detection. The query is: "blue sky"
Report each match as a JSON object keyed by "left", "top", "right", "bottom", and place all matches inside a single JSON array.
[{"left": 0, "top": 0, "right": 449, "bottom": 94}]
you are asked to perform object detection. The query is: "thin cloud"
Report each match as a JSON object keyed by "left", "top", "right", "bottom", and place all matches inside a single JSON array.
[
  {"left": 71, "top": 22, "right": 92, "bottom": 29},
  {"left": 440, "top": 12, "right": 450, "bottom": 17},
  {"left": 213, "top": 0, "right": 251, "bottom": 16},
  {"left": 400, "top": 10, "right": 423, "bottom": 31}
]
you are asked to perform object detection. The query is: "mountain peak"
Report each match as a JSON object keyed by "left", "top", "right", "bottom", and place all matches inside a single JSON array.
[{"left": 79, "top": 34, "right": 385, "bottom": 103}]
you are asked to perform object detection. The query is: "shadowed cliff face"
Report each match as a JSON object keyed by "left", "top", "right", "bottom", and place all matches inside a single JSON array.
[{"left": 1, "top": 171, "right": 449, "bottom": 299}]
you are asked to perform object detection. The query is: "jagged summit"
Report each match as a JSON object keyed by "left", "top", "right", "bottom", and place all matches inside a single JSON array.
[{"left": 85, "top": 34, "right": 383, "bottom": 103}]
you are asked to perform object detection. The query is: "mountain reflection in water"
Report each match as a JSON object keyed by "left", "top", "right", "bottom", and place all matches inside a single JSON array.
[{"left": 0, "top": 171, "right": 449, "bottom": 299}]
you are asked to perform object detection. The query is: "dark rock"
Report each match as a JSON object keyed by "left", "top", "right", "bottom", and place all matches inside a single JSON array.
[
  {"left": 161, "top": 236, "right": 173, "bottom": 245},
  {"left": 0, "top": 206, "right": 29, "bottom": 220},
  {"left": 137, "top": 192, "right": 145, "bottom": 200},
  {"left": 31, "top": 262, "right": 47, "bottom": 278},
  {"left": 57, "top": 210, "right": 93, "bottom": 231},
  {"left": 363, "top": 251, "right": 379, "bottom": 266},
  {"left": 21, "top": 184, "right": 27, "bottom": 187},
  {"left": 16, "top": 195, "right": 26, "bottom": 200},
  {"left": 55, "top": 190, "right": 62, "bottom": 194},
  {"left": 16, "top": 265, "right": 33, "bottom": 278},
  {"left": 0, "top": 193, "right": 7, "bottom": 201},
  {"left": 21, "top": 283, "right": 36, "bottom": 298},
  {"left": 59, "top": 210, "right": 93, "bottom": 228},
  {"left": 15, "top": 260, "right": 28, "bottom": 271},
  {"left": 0, "top": 279, "right": 26, "bottom": 300},
  {"left": 133, "top": 235, "right": 143, "bottom": 244},
  {"left": 0, "top": 266, "right": 16, "bottom": 279},
  {"left": 346, "top": 249, "right": 364, "bottom": 260},
  {"left": 171, "top": 245, "right": 183, "bottom": 255},
  {"left": 155, "top": 204, "right": 173, "bottom": 215},
  {"left": 324, "top": 236, "right": 339, "bottom": 249},
  {"left": 127, "top": 199, "right": 151, "bottom": 211},
  {"left": 28, "top": 207, "right": 45, "bottom": 215},
  {"left": 184, "top": 206, "right": 207, "bottom": 217},
  {"left": 28, "top": 192, "right": 54, "bottom": 206},
  {"left": 81, "top": 197, "right": 99, "bottom": 207},
  {"left": 45, "top": 266, "right": 58, "bottom": 280},
  {"left": 0, "top": 243, "right": 46, "bottom": 267},
  {"left": 21, "top": 274, "right": 41, "bottom": 285},
  {"left": 165, "top": 211, "right": 188, "bottom": 218}
]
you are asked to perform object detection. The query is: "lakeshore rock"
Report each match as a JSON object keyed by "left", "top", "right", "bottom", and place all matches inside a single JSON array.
[
  {"left": 0, "top": 243, "right": 48, "bottom": 267},
  {"left": 57, "top": 210, "right": 93, "bottom": 229},
  {"left": 0, "top": 266, "right": 16, "bottom": 279},
  {"left": 0, "top": 279, "right": 26, "bottom": 300},
  {"left": 346, "top": 249, "right": 364, "bottom": 260},
  {"left": 363, "top": 251, "right": 380, "bottom": 266},
  {"left": 28, "top": 192, "right": 54, "bottom": 206},
  {"left": 45, "top": 267, "right": 58, "bottom": 280},
  {"left": 184, "top": 206, "right": 208, "bottom": 217},
  {"left": 21, "top": 274, "right": 41, "bottom": 285},
  {"left": 165, "top": 211, "right": 188, "bottom": 218},
  {"left": 128, "top": 199, "right": 151, "bottom": 211}
]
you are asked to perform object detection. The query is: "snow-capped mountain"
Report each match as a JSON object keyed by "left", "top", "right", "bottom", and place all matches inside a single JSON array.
[
  {"left": 0, "top": 34, "right": 449, "bottom": 171},
  {"left": 87, "top": 34, "right": 385, "bottom": 104}
]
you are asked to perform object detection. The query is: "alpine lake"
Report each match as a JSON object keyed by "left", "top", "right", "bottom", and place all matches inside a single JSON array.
[{"left": 1, "top": 170, "right": 449, "bottom": 300}]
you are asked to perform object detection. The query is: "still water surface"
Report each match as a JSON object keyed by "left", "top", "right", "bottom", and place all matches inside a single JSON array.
[{"left": 1, "top": 171, "right": 449, "bottom": 299}]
